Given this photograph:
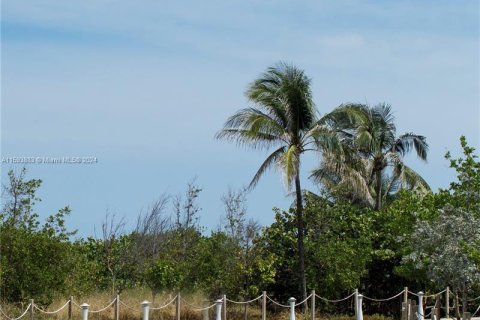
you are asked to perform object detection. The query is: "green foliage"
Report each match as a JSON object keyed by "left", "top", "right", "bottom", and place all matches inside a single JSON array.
[
  {"left": 0, "top": 169, "right": 78, "bottom": 304},
  {"left": 303, "top": 195, "right": 373, "bottom": 295},
  {"left": 398, "top": 137, "right": 480, "bottom": 295},
  {"left": 258, "top": 194, "right": 373, "bottom": 304},
  {"left": 443, "top": 135, "right": 480, "bottom": 213},
  {"left": 2, "top": 135, "right": 479, "bottom": 316},
  {"left": 82, "top": 234, "right": 139, "bottom": 293},
  {"left": 145, "top": 260, "right": 181, "bottom": 294},
  {"left": 402, "top": 205, "right": 480, "bottom": 291}
]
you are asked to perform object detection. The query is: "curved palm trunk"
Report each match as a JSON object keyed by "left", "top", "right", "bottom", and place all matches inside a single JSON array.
[{"left": 295, "top": 172, "right": 307, "bottom": 303}]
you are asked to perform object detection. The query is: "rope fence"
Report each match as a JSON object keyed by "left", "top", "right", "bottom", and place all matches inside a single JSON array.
[
  {"left": 33, "top": 300, "right": 70, "bottom": 314},
  {"left": 1, "top": 287, "right": 479, "bottom": 320},
  {"left": 149, "top": 295, "right": 177, "bottom": 310},
  {"left": 0, "top": 304, "right": 31, "bottom": 320},
  {"left": 89, "top": 298, "right": 116, "bottom": 313}
]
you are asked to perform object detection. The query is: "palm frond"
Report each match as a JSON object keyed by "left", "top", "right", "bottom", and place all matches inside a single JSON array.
[
  {"left": 397, "top": 164, "right": 431, "bottom": 193},
  {"left": 248, "top": 146, "right": 286, "bottom": 190},
  {"left": 393, "top": 133, "right": 428, "bottom": 160},
  {"left": 311, "top": 154, "right": 374, "bottom": 207},
  {"left": 215, "top": 108, "right": 286, "bottom": 149},
  {"left": 281, "top": 144, "right": 300, "bottom": 190}
]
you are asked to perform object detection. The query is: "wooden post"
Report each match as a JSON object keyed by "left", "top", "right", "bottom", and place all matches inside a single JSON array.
[
  {"left": 463, "top": 312, "right": 471, "bottom": 320},
  {"left": 68, "top": 296, "right": 73, "bottom": 320},
  {"left": 409, "top": 300, "right": 417, "bottom": 320},
  {"left": 434, "top": 295, "right": 441, "bottom": 320},
  {"left": 311, "top": 290, "right": 315, "bottom": 320},
  {"left": 446, "top": 287, "right": 450, "bottom": 320},
  {"left": 203, "top": 300, "right": 210, "bottom": 320},
  {"left": 404, "top": 287, "right": 409, "bottom": 304},
  {"left": 262, "top": 291, "right": 266, "bottom": 320},
  {"left": 401, "top": 302, "right": 408, "bottom": 320},
  {"left": 431, "top": 308, "right": 436, "bottom": 320},
  {"left": 114, "top": 294, "right": 120, "bottom": 320},
  {"left": 29, "top": 299, "right": 34, "bottom": 320},
  {"left": 407, "top": 300, "right": 412, "bottom": 320},
  {"left": 176, "top": 293, "right": 181, "bottom": 320},
  {"left": 222, "top": 295, "right": 227, "bottom": 320}
]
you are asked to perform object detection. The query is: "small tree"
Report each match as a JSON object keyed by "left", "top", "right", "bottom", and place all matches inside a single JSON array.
[
  {"left": 402, "top": 205, "right": 480, "bottom": 317},
  {"left": 135, "top": 195, "right": 172, "bottom": 299},
  {"left": 0, "top": 168, "right": 76, "bottom": 303},
  {"left": 98, "top": 212, "right": 136, "bottom": 294}
]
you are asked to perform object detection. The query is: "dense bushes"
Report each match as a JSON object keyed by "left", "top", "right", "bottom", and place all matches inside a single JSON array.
[{"left": 1, "top": 137, "right": 479, "bottom": 317}]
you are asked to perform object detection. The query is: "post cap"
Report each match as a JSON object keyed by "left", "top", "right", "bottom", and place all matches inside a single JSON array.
[
  {"left": 288, "top": 297, "right": 296, "bottom": 303},
  {"left": 81, "top": 303, "right": 89, "bottom": 308},
  {"left": 418, "top": 291, "right": 424, "bottom": 295},
  {"left": 358, "top": 294, "right": 363, "bottom": 298},
  {"left": 216, "top": 299, "right": 223, "bottom": 304},
  {"left": 141, "top": 300, "right": 150, "bottom": 306}
]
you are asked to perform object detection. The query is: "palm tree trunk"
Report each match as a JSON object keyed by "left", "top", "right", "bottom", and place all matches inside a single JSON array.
[
  {"left": 375, "top": 170, "right": 382, "bottom": 210},
  {"left": 295, "top": 172, "right": 307, "bottom": 303}
]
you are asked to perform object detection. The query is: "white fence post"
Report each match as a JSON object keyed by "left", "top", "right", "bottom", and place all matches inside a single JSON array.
[
  {"left": 288, "top": 297, "right": 296, "bottom": 320},
  {"left": 354, "top": 289, "right": 358, "bottom": 319},
  {"left": 142, "top": 300, "right": 150, "bottom": 320},
  {"left": 215, "top": 299, "right": 223, "bottom": 320},
  {"left": 81, "top": 303, "right": 89, "bottom": 320},
  {"left": 417, "top": 291, "right": 424, "bottom": 320},
  {"left": 223, "top": 294, "right": 227, "bottom": 320},
  {"left": 357, "top": 294, "right": 363, "bottom": 320}
]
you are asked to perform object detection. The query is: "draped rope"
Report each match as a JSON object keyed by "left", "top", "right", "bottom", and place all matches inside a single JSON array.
[
  {"left": 315, "top": 291, "right": 355, "bottom": 303},
  {"left": 33, "top": 300, "right": 70, "bottom": 314},
  {"left": 0, "top": 304, "right": 31, "bottom": 320},
  {"left": 364, "top": 290, "right": 404, "bottom": 302}
]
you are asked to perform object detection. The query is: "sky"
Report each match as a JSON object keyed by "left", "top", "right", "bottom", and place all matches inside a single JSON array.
[{"left": 1, "top": 1, "right": 479, "bottom": 238}]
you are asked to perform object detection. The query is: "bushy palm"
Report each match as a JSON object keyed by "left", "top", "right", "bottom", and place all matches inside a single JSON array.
[
  {"left": 312, "top": 103, "right": 430, "bottom": 210},
  {"left": 216, "top": 62, "right": 339, "bottom": 300}
]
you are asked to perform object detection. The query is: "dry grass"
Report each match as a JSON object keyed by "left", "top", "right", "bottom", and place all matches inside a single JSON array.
[{"left": 0, "top": 290, "right": 394, "bottom": 320}]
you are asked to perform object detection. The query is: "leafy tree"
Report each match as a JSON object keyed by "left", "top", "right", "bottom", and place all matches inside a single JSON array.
[
  {"left": 312, "top": 103, "right": 430, "bottom": 210},
  {"left": 402, "top": 205, "right": 480, "bottom": 317},
  {"left": 145, "top": 260, "right": 181, "bottom": 298},
  {"left": 257, "top": 193, "right": 373, "bottom": 310},
  {"left": 216, "top": 62, "right": 345, "bottom": 300},
  {"left": 134, "top": 196, "right": 173, "bottom": 298},
  {"left": 443, "top": 135, "right": 480, "bottom": 213},
  {"left": 220, "top": 189, "right": 267, "bottom": 301},
  {"left": 84, "top": 233, "right": 139, "bottom": 294},
  {"left": 0, "top": 169, "right": 77, "bottom": 304}
]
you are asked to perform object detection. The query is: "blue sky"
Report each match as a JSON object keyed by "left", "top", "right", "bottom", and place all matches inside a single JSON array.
[{"left": 1, "top": 1, "right": 479, "bottom": 237}]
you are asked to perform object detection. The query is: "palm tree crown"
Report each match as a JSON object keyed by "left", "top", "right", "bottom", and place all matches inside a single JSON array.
[
  {"left": 312, "top": 103, "right": 430, "bottom": 210},
  {"left": 216, "top": 62, "right": 319, "bottom": 190}
]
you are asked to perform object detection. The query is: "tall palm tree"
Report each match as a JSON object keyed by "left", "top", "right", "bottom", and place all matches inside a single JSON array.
[
  {"left": 215, "top": 62, "right": 338, "bottom": 301},
  {"left": 312, "top": 103, "right": 430, "bottom": 210}
]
